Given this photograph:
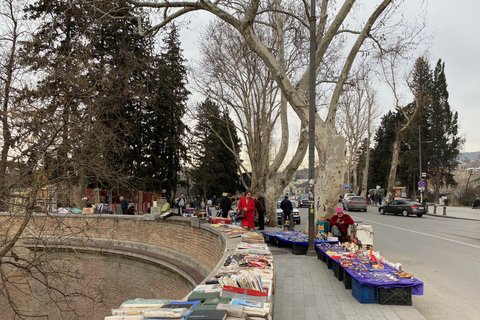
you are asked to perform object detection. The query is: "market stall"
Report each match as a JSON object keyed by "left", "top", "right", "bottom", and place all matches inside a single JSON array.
[
  {"left": 261, "top": 231, "right": 337, "bottom": 254},
  {"left": 316, "top": 243, "right": 424, "bottom": 305}
]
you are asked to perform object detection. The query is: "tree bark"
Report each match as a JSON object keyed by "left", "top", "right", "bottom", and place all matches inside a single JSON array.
[{"left": 386, "top": 132, "right": 402, "bottom": 202}]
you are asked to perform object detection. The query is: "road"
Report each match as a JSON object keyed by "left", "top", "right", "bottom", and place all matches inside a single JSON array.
[{"left": 297, "top": 205, "right": 480, "bottom": 320}]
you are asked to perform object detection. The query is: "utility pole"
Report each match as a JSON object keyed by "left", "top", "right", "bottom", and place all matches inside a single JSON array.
[
  {"left": 307, "top": 0, "right": 317, "bottom": 256},
  {"left": 419, "top": 125, "right": 423, "bottom": 203}
]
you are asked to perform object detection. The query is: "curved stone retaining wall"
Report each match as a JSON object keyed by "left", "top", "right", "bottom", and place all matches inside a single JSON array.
[{"left": 0, "top": 213, "right": 225, "bottom": 319}]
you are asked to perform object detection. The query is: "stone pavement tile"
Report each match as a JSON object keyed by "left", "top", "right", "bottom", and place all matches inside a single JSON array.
[
  {"left": 329, "top": 307, "right": 348, "bottom": 320},
  {"left": 389, "top": 306, "right": 427, "bottom": 320},
  {"left": 364, "top": 304, "right": 386, "bottom": 316},
  {"left": 322, "top": 284, "right": 337, "bottom": 296},
  {"left": 376, "top": 305, "right": 401, "bottom": 320},
  {"left": 338, "top": 300, "right": 358, "bottom": 316},
  {"left": 305, "top": 306, "right": 320, "bottom": 320}
]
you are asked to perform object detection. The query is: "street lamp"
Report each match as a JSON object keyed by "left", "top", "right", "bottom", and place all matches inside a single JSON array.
[
  {"left": 418, "top": 125, "right": 432, "bottom": 203},
  {"left": 306, "top": 0, "right": 317, "bottom": 256}
]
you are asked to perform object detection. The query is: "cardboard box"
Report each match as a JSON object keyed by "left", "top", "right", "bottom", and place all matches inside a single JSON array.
[{"left": 82, "top": 207, "right": 94, "bottom": 214}]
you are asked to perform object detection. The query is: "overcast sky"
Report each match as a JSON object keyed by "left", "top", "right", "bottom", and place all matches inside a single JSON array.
[{"left": 178, "top": 0, "right": 480, "bottom": 153}]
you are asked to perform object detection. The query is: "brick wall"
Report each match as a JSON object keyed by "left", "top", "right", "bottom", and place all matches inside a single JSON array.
[{"left": 0, "top": 213, "right": 225, "bottom": 319}]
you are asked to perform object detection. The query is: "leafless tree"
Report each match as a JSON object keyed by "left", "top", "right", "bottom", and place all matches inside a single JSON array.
[
  {"left": 337, "top": 68, "right": 381, "bottom": 196},
  {"left": 103, "top": 0, "right": 425, "bottom": 221}
]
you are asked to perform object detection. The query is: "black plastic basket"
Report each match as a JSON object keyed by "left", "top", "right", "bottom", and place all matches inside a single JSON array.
[
  {"left": 262, "top": 233, "right": 271, "bottom": 243},
  {"left": 327, "top": 258, "right": 333, "bottom": 269},
  {"left": 317, "top": 251, "right": 326, "bottom": 262},
  {"left": 378, "top": 287, "right": 412, "bottom": 306},
  {"left": 292, "top": 243, "right": 308, "bottom": 255},
  {"left": 333, "top": 263, "right": 344, "bottom": 281},
  {"left": 270, "top": 237, "right": 278, "bottom": 246},
  {"left": 343, "top": 269, "right": 352, "bottom": 289}
]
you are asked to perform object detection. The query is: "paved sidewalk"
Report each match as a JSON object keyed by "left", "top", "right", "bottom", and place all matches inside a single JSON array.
[
  {"left": 262, "top": 226, "right": 427, "bottom": 320},
  {"left": 424, "top": 205, "right": 480, "bottom": 221},
  {"left": 209, "top": 205, "right": 478, "bottom": 320}
]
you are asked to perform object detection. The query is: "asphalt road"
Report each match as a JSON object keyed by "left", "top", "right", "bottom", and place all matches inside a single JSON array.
[{"left": 297, "top": 205, "right": 480, "bottom": 320}]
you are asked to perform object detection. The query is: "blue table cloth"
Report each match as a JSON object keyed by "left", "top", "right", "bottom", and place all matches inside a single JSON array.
[
  {"left": 261, "top": 231, "right": 336, "bottom": 246},
  {"left": 316, "top": 244, "right": 424, "bottom": 295}
]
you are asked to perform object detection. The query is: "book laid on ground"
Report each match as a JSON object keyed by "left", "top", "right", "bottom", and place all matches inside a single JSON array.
[
  {"left": 162, "top": 300, "right": 201, "bottom": 310},
  {"left": 186, "top": 309, "right": 227, "bottom": 320},
  {"left": 187, "top": 291, "right": 220, "bottom": 302}
]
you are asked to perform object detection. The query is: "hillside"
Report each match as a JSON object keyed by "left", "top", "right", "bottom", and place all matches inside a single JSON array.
[{"left": 459, "top": 151, "right": 480, "bottom": 162}]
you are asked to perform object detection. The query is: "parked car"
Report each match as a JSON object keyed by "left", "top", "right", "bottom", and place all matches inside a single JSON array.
[
  {"left": 299, "top": 194, "right": 310, "bottom": 207},
  {"left": 342, "top": 193, "right": 356, "bottom": 209},
  {"left": 344, "top": 196, "right": 367, "bottom": 212},
  {"left": 378, "top": 199, "right": 426, "bottom": 217},
  {"left": 276, "top": 201, "right": 301, "bottom": 225}
]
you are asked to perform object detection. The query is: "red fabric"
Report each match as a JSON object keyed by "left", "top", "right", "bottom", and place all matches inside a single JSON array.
[
  {"left": 238, "top": 196, "right": 255, "bottom": 229},
  {"left": 330, "top": 213, "right": 354, "bottom": 234}
]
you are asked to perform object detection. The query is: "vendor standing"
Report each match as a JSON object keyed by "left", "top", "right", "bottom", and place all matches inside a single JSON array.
[
  {"left": 330, "top": 207, "right": 354, "bottom": 238},
  {"left": 219, "top": 193, "right": 232, "bottom": 218},
  {"left": 238, "top": 190, "right": 256, "bottom": 230}
]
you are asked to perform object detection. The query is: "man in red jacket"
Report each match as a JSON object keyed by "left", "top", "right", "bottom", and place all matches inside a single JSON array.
[{"left": 330, "top": 207, "right": 354, "bottom": 237}]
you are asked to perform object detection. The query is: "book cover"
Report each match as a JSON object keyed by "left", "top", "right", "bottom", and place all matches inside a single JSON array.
[
  {"left": 186, "top": 310, "right": 227, "bottom": 320},
  {"left": 191, "top": 304, "right": 218, "bottom": 311},
  {"left": 187, "top": 291, "right": 220, "bottom": 302},
  {"left": 163, "top": 300, "right": 201, "bottom": 310},
  {"left": 203, "top": 298, "right": 230, "bottom": 305}
]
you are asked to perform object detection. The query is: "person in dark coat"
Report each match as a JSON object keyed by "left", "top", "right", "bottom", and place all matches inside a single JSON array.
[
  {"left": 126, "top": 205, "right": 137, "bottom": 215},
  {"left": 219, "top": 194, "right": 232, "bottom": 218},
  {"left": 280, "top": 195, "right": 293, "bottom": 227},
  {"left": 120, "top": 197, "right": 129, "bottom": 215},
  {"left": 473, "top": 198, "right": 480, "bottom": 209},
  {"left": 255, "top": 194, "right": 266, "bottom": 230}
]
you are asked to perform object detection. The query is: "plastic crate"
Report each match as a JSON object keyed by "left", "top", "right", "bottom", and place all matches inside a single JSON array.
[
  {"left": 351, "top": 278, "right": 378, "bottom": 304},
  {"left": 333, "top": 263, "right": 343, "bottom": 281},
  {"left": 271, "top": 237, "right": 278, "bottom": 246},
  {"left": 317, "top": 251, "right": 326, "bottom": 262},
  {"left": 292, "top": 243, "right": 308, "bottom": 255},
  {"left": 277, "top": 238, "right": 288, "bottom": 247},
  {"left": 327, "top": 258, "right": 333, "bottom": 269},
  {"left": 343, "top": 270, "right": 352, "bottom": 289},
  {"left": 378, "top": 287, "right": 412, "bottom": 305}
]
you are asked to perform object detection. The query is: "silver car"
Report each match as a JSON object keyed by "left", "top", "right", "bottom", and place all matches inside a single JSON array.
[
  {"left": 276, "top": 201, "right": 301, "bottom": 224},
  {"left": 344, "top": 196, "right": 367, "bottom": 212}
]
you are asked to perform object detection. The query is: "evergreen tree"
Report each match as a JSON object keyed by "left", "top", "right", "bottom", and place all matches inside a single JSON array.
[
  {"left": 129, "top": 25, "right": 189, "bottom": 194},
  {"left": 368, "top": 110, "right": 404, "bottom": 190},
  {"left": 424, "top": 60, "right": 462, "bottom": 202},
  {"left": 20, "top": 2, "right": 189, "bottom": 197},
  {"left": 190, "top": 99, "right": 241, "bottom": 197},
  {"left": 369, "top": 58, "right": 462, "bottom": 202}
]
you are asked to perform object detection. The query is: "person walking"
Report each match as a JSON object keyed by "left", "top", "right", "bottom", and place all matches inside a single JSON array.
[
  {"left": 219, "top": 193, "right": 232, "bottom": 218},
  {"left": 176, "top": 194, "right": 186, "bottom": 216},
  {"left": 255, "top": 194, "right": 266, "bottom": 230},
  {"left": 280, "top": 195, "right": 293, "bottom": 229},
  {"left": 238, "top": 190, "right": 256, "bottom": 230},
  {"left": 120, "top": 197, "right": 129, "bottom": 215}
]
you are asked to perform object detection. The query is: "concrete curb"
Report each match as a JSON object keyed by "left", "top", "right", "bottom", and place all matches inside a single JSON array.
[{"left": 425, "top": 212, "right": 480, "bottom": 221}]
